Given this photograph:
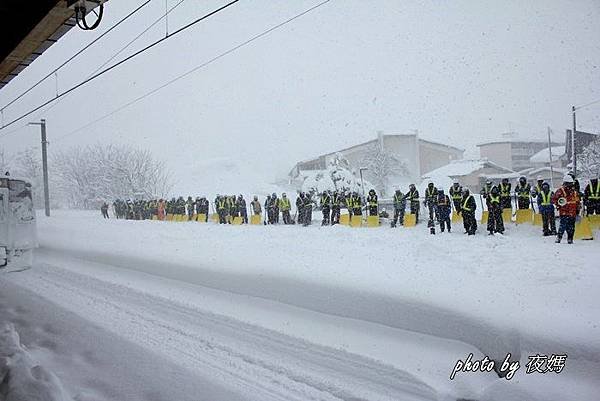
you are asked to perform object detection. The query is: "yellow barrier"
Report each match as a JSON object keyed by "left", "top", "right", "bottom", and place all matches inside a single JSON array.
[
  {"left": 451, "top": 211, "right": 461, "bottom": 223},
  {"left": 340, "top": 214, "right": 350, "bottom": 226},
  {"left": 232, "top": 216, "right": 243, "bottom": 225},
  {"left": 533, "top": 213, "right": 542, "bottom": 226},
  {"left": 515, "top": 209, "right": 533, "bottom": 224},
  {"left": 367, "top": 215, "right": 379, "bottom": 227},
  {"left": 350, "top": 215, "right": 362, "bottom": 227},
  {"left": 404, "top": 213, "right": 416, "bottom": 227},
  {"left": 502, "top": 208, "right": 512, "bottom": 223},
  {"left": 250, "top": 214, "right": 262, "bottom": 225},
  {"left": 589, "top": 214, "right": 600, "bottom": 229},
  {"left": 574, "top": 217, "right": 594, "bottom": 240},
  {"left": 480, "top": 210, "right": 489, "bottom": 224}
]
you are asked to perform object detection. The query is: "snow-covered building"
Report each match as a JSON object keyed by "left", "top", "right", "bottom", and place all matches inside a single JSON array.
[
  {"left": 477, "top": 132, "right": 563, "bottom": 172},
  {"left": 422, "top": 158, "right": 516, "bottom": 193},
  {"left": 529, "top": 146, "right": 565, "bottom": 168},
  {"left": 289, "top": 132, "right": 464, "bottom": 189}
]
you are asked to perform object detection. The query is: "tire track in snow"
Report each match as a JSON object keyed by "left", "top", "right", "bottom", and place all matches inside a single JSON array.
[{"left": 6, "top": 262, "right": 439, "bottom": 401}]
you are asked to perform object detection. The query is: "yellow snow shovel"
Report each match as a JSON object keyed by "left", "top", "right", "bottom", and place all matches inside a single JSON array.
[
  {"left": 480, "top": 210, "right": 489, "bottom": 224},
  {"left": 502, "top": 208, "right": 512, "bottom": 223},
  {"left": 574, "top": 217, "right": 594, "bottom": 240},
  {"left": 340, "top": 214, "right": 350, "bottom": 225},
  {"left": 350, "top": 215, "right": 362, "bottom": 227},
  {"left": 404, "top": 213, "right": 416, "bottom": 227},
  {"left": 515, "top": 209, "right": 533, "bottom": 224},
  {"left": 533, "top": 213, "right": 542, "bottom": 226},
  {"left": 197, "top": 213, "right": 206, "bottom": 222},
  {"left": 250, "top": 214, "right": 262, "bottom": 225},
  {"left": 367, "top": 215, "right": 379, "bottom": 227}
]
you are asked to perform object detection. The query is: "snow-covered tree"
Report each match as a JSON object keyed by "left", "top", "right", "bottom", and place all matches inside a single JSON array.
[
  {"left": 361, "top": 145, "right": 409, "bottom": 196},
  {"left": 52, "top": 144, "right": 173, "bottom": 208},
  {"left": 579, "top": 137, "right": 600, "bottom": 179},
  {"left": 0, "top": 148, "right": 11, "bottom": 175}
]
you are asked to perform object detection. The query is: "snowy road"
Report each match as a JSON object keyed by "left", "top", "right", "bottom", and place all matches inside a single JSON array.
[
  {"left": 1, "top": 253, "right": 455, "bottom": 401},
  {"left": 1, "top": 211, "right": 599, "bottom": 400}
]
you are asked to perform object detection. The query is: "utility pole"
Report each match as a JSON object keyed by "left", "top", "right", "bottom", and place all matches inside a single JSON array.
[
  {"left": 28, "top": 119, "right": 50, "bottom": 216},
  {"left": 572, "top": 105, "right": 577, "bottom": 176},
  {"left": 547, "top": 127, "right": 554, "bottom": 189}
]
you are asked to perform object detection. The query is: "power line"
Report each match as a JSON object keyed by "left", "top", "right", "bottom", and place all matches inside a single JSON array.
[
  {"left": 575, "top": 98, "right": 600, "bottom": 111},
  {"left": 37, "top": 0, "right": 187, "bottom": 118},
  {"left": 0, "top": 0, "right": 185, "bottom": 138},
  {"left": 53, "top": 0, "right": 332, "bottom": 143},
  {"left": 0, "top": 0, "right": 240, "bottom": 131},
  {"left": 0, "top": 0, "right": 153, "bottom": 112}
]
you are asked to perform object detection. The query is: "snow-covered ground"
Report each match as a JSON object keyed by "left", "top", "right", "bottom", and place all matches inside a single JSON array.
[{"left": 1, "top": 210, "right": 599, "bottom": 400}]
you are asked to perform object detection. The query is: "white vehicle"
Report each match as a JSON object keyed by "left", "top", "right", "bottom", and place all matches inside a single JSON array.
[{"left": 0, "top": 176, "right": 38, "bottom": 268}]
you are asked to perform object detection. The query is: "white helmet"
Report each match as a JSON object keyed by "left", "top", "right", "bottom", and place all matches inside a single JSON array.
[
  {"left": 563, "top": 175, "right": 574, "bottom": 183},
  {"left": 537, "top": 175, "right": 543, "bottom": 181}
]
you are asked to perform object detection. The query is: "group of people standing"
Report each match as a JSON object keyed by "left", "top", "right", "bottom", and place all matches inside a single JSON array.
[{"left": 106, "top": 172, "right": 599, "bottom": 244}]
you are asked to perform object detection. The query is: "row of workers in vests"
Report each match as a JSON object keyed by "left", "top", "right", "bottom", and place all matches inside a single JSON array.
[{"left": 259, "top": 190, "right": 379, "bottom": 227}]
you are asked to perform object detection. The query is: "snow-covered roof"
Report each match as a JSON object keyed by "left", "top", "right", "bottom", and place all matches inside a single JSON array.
[
  {"left": 529, "top": 146, "right": 566, "bottom": 163},
  {"left": 422, "top": 158, "right": 513, "bottom": 179},
  {"left": 527, "top": 166, "right": 568, "bottom": 176}
]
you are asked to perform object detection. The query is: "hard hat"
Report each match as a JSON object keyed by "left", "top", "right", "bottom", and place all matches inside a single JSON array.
[{"left": 537, "top": 175, "right": 543, "bottom": 181}]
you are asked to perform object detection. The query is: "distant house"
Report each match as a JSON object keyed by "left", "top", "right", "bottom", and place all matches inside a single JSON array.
[
  {"left": 529, "top": 146, "right": 565, "bottom": 169},
  {"left": 477, "top": 132, "right": 563, "bottom": 172},
  {"left": 289, "top": 132, "right": 464, "bottom": 188},
  {"left": 522, "top": 166, "right": 568, "bottom": 188},
  {"left": 422, "top": 158, "right": 516, "bottom": 193}
]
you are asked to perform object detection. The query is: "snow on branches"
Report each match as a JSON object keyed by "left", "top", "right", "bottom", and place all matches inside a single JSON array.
[
  {"left": 579, "top": 136, "right": 600, "bottom": 178},
  {"left": 360, "top": 144, "right": 409, "bottom": 197},
  {"left": 51, "top": 144, "right": 173, "bottom": 209}
]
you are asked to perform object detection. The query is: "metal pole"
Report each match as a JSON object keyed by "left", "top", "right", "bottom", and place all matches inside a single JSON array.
[
  {"left": 359, "top": 168, "right": 366, "bottom": 199},
  {"left": 572, "top": 106, "right": 577, "bottom": 175},
  {"left": 40, "top": 119, "right": 50, "bottom": 217},
  {"left": 547, "top": 127, "right": 554, "bottom": 189}
]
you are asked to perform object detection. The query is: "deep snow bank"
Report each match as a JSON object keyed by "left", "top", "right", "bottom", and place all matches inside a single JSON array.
[
  {"left": 37, "top": 210, "right": 600, "bottom": 369},
  {"left": 0, "top": 324, "right": 72, "bottom": 401}
]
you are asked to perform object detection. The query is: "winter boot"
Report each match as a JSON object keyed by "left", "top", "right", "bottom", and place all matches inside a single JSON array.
[{"left": 555, "top": 236, "right": 562, "bottom": 243}]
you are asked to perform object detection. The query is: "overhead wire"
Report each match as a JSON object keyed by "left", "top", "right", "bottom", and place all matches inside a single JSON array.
[
  {"left": 0, "top": 0, "right": 240, "bottom": 131},
  {"left": 0, "top": 0, "right": 186, "bottom": 138},
  {"left": 0, "top": 0, "right": 153, "bottom": 112},
  {"left": 53, "top": 0, "right": 332, "bottom": 143}
]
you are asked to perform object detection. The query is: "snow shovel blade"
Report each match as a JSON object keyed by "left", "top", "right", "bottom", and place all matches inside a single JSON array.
[
  {"left": 574, "top": 217, "right": 594, "bottom": 240},
  {"left": 367, "top": 215, "right": 379, "bottom": 227},
  {"left": 515, "top": 209, "right": 533, "bottom": 224},
  {"left": 404, "top": 213, "right": 416, "bottom": 227}
]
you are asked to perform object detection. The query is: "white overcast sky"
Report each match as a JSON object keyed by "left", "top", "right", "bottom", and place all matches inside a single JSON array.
[{"left": 0, "top": 0, "right": 599, "bottom": 191}]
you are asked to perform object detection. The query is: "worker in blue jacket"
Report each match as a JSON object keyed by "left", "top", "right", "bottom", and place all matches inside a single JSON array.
[{"left": 537, "top": 182, "right": 556, "bottom": 236}]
